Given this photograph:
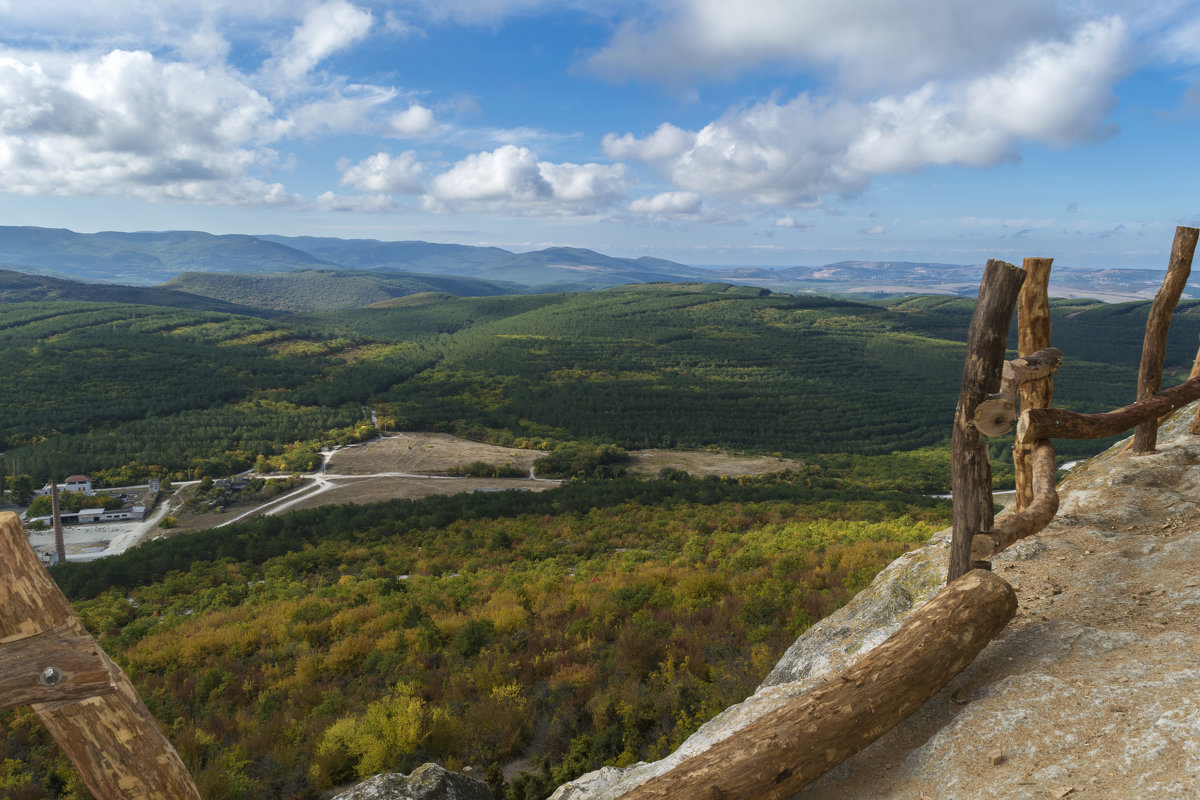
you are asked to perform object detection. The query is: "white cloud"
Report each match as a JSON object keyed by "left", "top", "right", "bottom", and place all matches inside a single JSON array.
[
  {"left": 774, "top": 215, "right": 813, "bottom": 231},
  {"left": 390, "top": 104, "right": 437, "bottom": 136},
  {"left": 606, "top": 18, "right": 1128, "bottom": 206},
  {"left": 628, "top": 191, "right": 703, "bottom": 215},
  {"left": 338, "top": 151, "right": 424, "bottom": 194},
  {"left": 288, "top": 85, "right": 398, "bottom": 137},
  {"left": 587, "top": 0, "right": 1066, "bottom": 90},
  {"left": 271, "top": 1, "right": 373, "bottom": 84},
  {"left": 424, "top": 144, "right": 630, "bottom": 215},
  {"left": 314, "top": 190, "right": 398, "bottom": 212},
  {"left": 860, "top": 224, "right": 887, "bottom": 235},
  {"left": 0, "top": 49, "right": 300, "bottom": 206}
]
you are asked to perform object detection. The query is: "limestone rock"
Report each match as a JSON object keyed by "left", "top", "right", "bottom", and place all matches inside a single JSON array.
[{"left": 331, "top": 764, "right": 493, "bottom": 800}]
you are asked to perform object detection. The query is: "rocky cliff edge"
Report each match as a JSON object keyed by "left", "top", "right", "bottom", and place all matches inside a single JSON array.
[{"left": 552, "top": 406, "right": 1200, "bottom": 800}]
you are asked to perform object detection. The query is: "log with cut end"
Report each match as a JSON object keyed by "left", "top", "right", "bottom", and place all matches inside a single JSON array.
[
  {"left": 973, "top": 347, "right": 1063, "bottom": 437},
  {"left": 615, "top": 569, "right": 1017, "bottom": 800},
  {"left": 972, "top": 440, "right": 1058, "bottom": 562},
  {"left": 1017, "top": 377, "right": 1200, "bottom": 444},
  {"left": 0, "top": 512, "right": 203, "bottom": 800}
]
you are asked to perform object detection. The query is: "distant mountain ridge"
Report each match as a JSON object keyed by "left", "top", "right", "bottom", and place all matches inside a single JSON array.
[{"left": 0, "top": 225, "right": 1189, "bottom": 302}]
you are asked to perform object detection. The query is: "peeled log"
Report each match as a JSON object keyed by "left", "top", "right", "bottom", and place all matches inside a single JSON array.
[
  {"left": 973, "top": 347, "right": 1063, "bottom": 437},
  {"left": 616, "top": 570, "right": 1017, "bottom": 800},
  {"left": 1134, "top": 226, "right": 1198, "bottom": 452},
  {"left": 0, "top": 512, "right": 203, "bottom": 800},
  {"left": 1015, "top": 258, "right": 1055, "bottom": 511},
  {"left": 1017, "top": 378, "right": 1200, "bottom": 444},
  {"left": 972, "top": 440, "right": 1058, "bottom": 562}
]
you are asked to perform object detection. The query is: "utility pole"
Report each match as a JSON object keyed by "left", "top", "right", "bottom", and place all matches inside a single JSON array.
[{"left": 51, "top": 479, "right": 66, "bottom": 564}]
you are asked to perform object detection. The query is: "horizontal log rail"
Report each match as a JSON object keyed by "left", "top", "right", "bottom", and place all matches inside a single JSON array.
[
  {"left": 0, "top": 512, "right": 203, "bottom": 800},
  {"left": 972, "top": 440, "right": 1058, "bottom": 562},
  {"left": 615, "top": 570, "right": 1017, "bottom": 800},
  {"left": 973, "top": 347, "right": 1063, "bottom": 437},
  {"left": 1016, "top": 377, "right": 1200, "bottom": 444}
]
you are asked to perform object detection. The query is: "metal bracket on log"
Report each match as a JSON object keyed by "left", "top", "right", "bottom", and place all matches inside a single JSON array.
[
  {"left": 973, "top": 347, "right": 1063, "bottom": 437},
  {"left": 0, "top": 626, "right": 114, "bottom": 711}
]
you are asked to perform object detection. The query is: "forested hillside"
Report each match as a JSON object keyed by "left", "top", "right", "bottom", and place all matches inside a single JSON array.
[
  {"left": 4, "top": 285, "right": 1198, "bottom": 487},
  {"left": 163, "top": 269, "right": 521, "bottom": 313},
  {"left": 0, "top": 477, "right": 948, "bottom": 800}
]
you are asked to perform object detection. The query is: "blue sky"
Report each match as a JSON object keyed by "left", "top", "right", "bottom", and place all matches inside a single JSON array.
[{"left": 0, "top": 1, "right": 1197, "bottom": 269}]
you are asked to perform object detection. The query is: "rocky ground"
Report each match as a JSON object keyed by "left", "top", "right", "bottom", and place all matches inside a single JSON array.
[{"left": 552, "top": 408, "right": 1200, "bottom": 800}]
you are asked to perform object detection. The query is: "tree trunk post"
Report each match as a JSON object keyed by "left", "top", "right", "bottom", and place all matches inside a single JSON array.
[
  {"left": 1133, "top": 226, "right": 1199, "bottom": 453},
  {"left": 950, "top": 260, "right": 1026, "bottom": 582},
  {"left": 0, "top": 512, "right": 203, "bottom": 800},
  {"left": 615, "top": 570, "right": 1016, "bottom": 800},
  {"left": 1014, "top": 257, "right": 1054, "bottom": 510}
]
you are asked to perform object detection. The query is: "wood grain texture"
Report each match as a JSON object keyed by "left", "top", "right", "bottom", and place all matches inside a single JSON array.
[
  {"left": 973, "top": 347, "right": 1062, "bottom": 438},
  {"left": 0, "top": 512, "right": 203, "bottom": 800},
  {"left": 950, "top": 260, "right": 1026, "bottom": 582},
  {"left": 1017, "top": 377, "right": 1200, "bottom": 444},
  {"left": 972, "top": 440, "right": 1058, "bottom": 562},
  {"left": 1015, "top": 258, "right": 1054, "bottom": 511},
  {"left": 1134, "top": 227, "right": 1198, "bottom": 452},
  {"left": 615, "top": 570, "right": 1017, "bottom": 800}
]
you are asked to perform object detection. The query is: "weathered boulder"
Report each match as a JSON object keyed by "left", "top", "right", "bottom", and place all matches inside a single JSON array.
[{"left": 331, "top": 763, "right": 493, "bottom": 800}]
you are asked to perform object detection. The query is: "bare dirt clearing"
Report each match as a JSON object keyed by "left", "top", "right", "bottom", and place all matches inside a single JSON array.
[
  {"left": 327, "top": 432, "right": 546, "bottom": 475},
  {"left": 625, "top": 449, "right": 802, "bottom": 477},
  {"left": 282, "top": 476, "right": 557, "bottom": 512}
]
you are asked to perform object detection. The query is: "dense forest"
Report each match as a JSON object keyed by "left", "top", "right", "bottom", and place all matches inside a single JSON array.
[
  {"left": 1, "top": 478, "right": 949, "bottom": 800},
  {"left": 5, "top": 284, "right": 1196, "bottom": 489}
]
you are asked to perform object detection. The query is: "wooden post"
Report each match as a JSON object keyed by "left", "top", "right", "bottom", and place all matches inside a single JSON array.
[
  {"left": 1014, "top": 257, "right": 1054, "bottom": 510},
  {"left": 0, "top": 512, "right": 203, "bottom": 800},
  {"left": 615, "top": 570, "right": 1017, "bottom": 800},
  {"left": 972, "top": 440, "right": 1058, "bottom": 561},
  {"left": 1133, "top": 226, "right": 1199, "bottom": 453},
  {"left": 1017, "top": 377, "right": 1200, "bottom": 444},
  {"left": 950, "top": 260, "right": 1026, "bottom": 582}
]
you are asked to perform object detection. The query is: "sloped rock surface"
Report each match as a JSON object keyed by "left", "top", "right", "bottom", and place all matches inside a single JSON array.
[
  {"left": 331, "top": 763, "right": 492, "bottom": 800},
  {"left": 553, "top": 408, "right": 1200, "bottom": 800}
]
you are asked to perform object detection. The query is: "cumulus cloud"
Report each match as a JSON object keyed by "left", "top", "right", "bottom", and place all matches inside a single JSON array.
[
  {"left": 587, "top": 0, "right": 1065, "bottom": 90},
  {"left": 605, "top": 18, "right": 1128, "bottom": 206},
  {"left": 390, "top": 104, "right": 437, "bottom": 136},
  {"left": 338, "top": 151, "right": 424, "bottom": 194},
  {"left": 0, "top": 49, "right": 299, "bottom": 205},
  {"left": 424, "top": 144, "right": 630, "bottom": 215},
  {"left": 860, "top": 224, "right": 887, "bottom": 235}
]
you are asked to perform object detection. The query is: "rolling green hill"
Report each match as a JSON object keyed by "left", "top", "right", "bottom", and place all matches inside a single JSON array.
[
  {"left": 0, "top": 268, "right": 279, "bottom": 317},
  {"left": 163, "top": 269, "right": 524, "bottom": 313},
  {"left": 3, "top": 284, "right": 1196, "bottom": 487}
]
